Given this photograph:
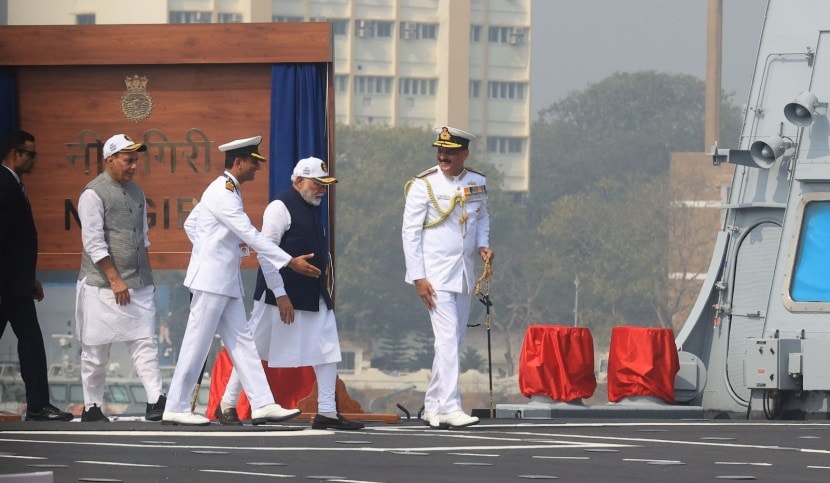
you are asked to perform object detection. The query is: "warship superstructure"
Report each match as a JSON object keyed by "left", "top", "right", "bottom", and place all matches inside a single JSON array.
[{"left": 678, "top": 0, "right": 830, "bottom": 418}]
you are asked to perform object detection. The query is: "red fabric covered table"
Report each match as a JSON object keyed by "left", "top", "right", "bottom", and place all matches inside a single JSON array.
[
  {"left": 206, "top": 348, "right": 316, "bottom": 420},
  {"left": 518, "top": 325, "right": 597, "bottom": 402},
  {"left": 607, "top": 326, "right": 679, "bottom": 403}
]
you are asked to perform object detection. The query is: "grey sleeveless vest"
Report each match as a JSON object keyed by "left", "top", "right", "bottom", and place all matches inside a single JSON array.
[{"left": 78, "top": 173, "right": 154, "bottom": 289}]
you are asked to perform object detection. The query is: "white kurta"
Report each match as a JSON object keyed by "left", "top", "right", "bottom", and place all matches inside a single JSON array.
[
  {"left": 250, "top": 296, "right": 341, "bottom": 367},
  {"left": 75, "top": 280, "right": 156, "bottom": 345},
  {"left": 254, "top": 199, "right": 341, "bottom": 367},
  {"left": 75, "top": 189, "right": 155, "bottom": 345}
]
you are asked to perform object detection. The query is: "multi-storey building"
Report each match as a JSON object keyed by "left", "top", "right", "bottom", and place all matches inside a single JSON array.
[{"left": 4, "top": 0, "right": 532, "bottom": 192}]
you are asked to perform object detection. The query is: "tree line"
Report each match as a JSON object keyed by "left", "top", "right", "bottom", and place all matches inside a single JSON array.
[{"left": 332, "top": 71, "right": 743, "bottom": 375}]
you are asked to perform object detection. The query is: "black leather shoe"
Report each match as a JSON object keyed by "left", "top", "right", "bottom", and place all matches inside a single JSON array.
[
  {"left": 311, "top": 414, "right": 365, "bottom": 430},
  {"left": 146, "top": 395, "right": 166, "bottom": 422},
  {"left": 214, "top": 405, "right": 243, "bottom": 426},
  {"left": 25, "top": 404, "right": 74, "bottom": 422},
  {"left": 81, "top": 404, "right": 109, "bottom": 422}
]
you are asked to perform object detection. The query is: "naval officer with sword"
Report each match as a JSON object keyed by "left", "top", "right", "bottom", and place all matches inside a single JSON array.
[{"left": 402, "top": 126, "right": 495, "bottom": 429}]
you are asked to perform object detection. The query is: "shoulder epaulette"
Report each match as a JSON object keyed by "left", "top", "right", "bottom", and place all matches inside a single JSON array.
[
  {"left": 404, "top": 168, "right": 436, "bottom": 198},
  {"left": 465, "top": 166, "right": 486, "bottom": 177},
  {"left": 225, "top": 180, "right": 236, "bottom": 192},
  {"left": 415, "top": 167, "right": 438, "bottom": 178}
]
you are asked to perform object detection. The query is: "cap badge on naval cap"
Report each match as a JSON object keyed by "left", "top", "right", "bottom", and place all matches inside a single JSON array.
[
  {"left": 439, "top": 127, "right": 452, "bottom": 143},
  {"left": 432, "top": 126, "right": 472, "bottom": 149}
]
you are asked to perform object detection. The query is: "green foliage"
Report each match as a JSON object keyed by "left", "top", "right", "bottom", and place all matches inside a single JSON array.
[
  {"left": 372, "top": 335, "right": 411, "bottom": 372},
  {"left": 332, "top": 70, "right": 745, "bottom": 371},
  {"left": 531, "top": 71, "right": 742, "bottom": 213},
  {"left": 536, "top": 175, "right": 672, "bottom": 345},
  {"left": 408, "top": 325, "right": 434, "bottom": 371},
  {"left": 461, "top": 346, "right": 485, "bottom": 373},
  {"left": 333, "top": 125, "right": 432, "bottom": 338}
]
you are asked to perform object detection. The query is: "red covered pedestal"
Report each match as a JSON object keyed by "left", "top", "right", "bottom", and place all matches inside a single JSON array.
[
  {"left": 207, "top": 348, "right": 316, "bottom": 420},
  {"left": 606, "top": 326, "right": 679, "bottom": 404},
  {"left": 518, "top": 325, "right": 597, "bottom": 402}
]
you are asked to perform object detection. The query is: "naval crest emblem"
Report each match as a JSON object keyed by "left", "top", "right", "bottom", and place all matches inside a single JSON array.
[{"left": 121, "top": 75, "right": 153, "bottom": 123}]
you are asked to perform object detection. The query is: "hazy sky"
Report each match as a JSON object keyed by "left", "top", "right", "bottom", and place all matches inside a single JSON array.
[{"left": 530, "top": 0, "right": 768, "bottom": 115}]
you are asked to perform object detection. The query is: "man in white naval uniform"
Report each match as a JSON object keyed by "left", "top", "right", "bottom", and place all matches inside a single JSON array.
[
  {"left": 216, "top": 157, "right": 363, "bottom": 430},
  {"left": 76, "top": 134, "right": 165, "bottom": 422},
  {"left": 162, "top": 136, "right": 321, "bottom": 426},
  {"left": 402, "top": 126, "right": 494, "bottom": 429}
]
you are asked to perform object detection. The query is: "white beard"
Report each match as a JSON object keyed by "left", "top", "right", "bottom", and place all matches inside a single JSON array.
[{"left": 300, "top": 189, "right": 323, "bottom": 206}]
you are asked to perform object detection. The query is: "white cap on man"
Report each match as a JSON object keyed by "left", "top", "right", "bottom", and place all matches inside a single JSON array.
[
  {"left": 102, "top": 134, "right": 147, "bottom": 159},
  {"left": 292, "top": 156, "right": 337, "bottom": 184}
]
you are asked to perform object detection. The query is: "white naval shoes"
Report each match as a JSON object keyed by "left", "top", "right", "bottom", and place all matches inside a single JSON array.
[
  {"left": 422, "top": 411, "right": 439, "bottom": 428},
  {"left": 251, "top": 403, "right": 301, "bottom": 425},
  {"left": 438, "top": 410, "right": 479, "bottom": 428},
  {"left": 161, "top": 410, "right": 210, "bottom": 426}
]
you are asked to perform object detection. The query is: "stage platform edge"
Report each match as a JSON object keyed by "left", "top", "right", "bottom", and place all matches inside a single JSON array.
[{"left": 495, "top": 397, "right": 704, "bottom": 419}]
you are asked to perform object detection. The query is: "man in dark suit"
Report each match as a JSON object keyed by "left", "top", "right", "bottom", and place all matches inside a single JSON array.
[{"left": 0, "top": 130, "right": 73, "bottom": 421}]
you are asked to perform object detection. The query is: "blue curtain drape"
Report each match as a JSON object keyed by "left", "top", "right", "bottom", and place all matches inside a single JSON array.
[
  {"left": 269, "top": 64, "right": 328, "bottom": 197},
  {"left": 269, "top": 63, "right": 330, "bottom": 241},
  {"left": 0, "top": 68, "right": 18, "bottom": 142}
]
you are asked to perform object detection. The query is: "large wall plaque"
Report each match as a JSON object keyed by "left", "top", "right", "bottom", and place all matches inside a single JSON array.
[{"left": 0, "top": 23, "right": 334, "bottom": 270}]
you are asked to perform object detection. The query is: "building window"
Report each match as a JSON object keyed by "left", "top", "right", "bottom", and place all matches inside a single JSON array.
[
  {"left": 488, "top": 26, "right": 528, "bottom": 45},
  {"left": 376, "top": 21, "right": 393, "bottom": 37},
  {"left": 335, "top": 75, "right": 349, "bottom": 93},
  {"left": 332, "top": 19, "right": 349, "bottom": 36},
  {"left": 218, "top": 13, "right": 241, "bottom": 23},
  {"left": 355, "top": 20, "right": 393, "bottom": 38},
  {"left": 76, "top": 14, "right": 95, "bottom": 25},
  {"left": 170, "top": 11, "right": 212, "bottom": 23},
  {"left": 273, "top": 15, "right": 303, "bottom": 22},
  {"left": 488, "top": 81, "right": 527, "bottom": 100},
  {"left": 487, "top": 137, "right": 524, "bottom": 154},
  {"left": 470, "top": 25, "right": 481, "bottom": 43},
  {"left": 354, "top": 76, "right": 393, "bottom": 95},
  {"left": 217, "top": 13, "right": 242, "bottom": 23},
  {"left": 399, "top": 78, "right": 437, "bottom": 96},
  {"left": 470, "top": 80, "right": 481, "bottom": 98},
  {"left": 399, "top": 22, "right": 438, "bottom": 40},
  {"left": 311, "top": 17, "right": 349, "bottom": 35}
]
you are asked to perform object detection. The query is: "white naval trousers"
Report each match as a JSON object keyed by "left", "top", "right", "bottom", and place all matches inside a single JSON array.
[
  {"left": 80, "top": 338, "right": 163, "bottom": 407},
  {"left": 166, "top": 290, "right": 275, "bottom": 413},
  {"left": 424, "top": 289, "right": 473, "bottom": 414}
]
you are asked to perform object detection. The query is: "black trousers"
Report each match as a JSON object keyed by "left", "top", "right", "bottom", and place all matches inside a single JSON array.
[{"left": 0, "top": 295, "right": 50, "bottom": 412}]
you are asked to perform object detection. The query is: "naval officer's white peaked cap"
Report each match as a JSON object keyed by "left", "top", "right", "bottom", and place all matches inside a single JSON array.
[
  {"left": 432, "top": 126, "right": 476, "bottom": 149},
  {"left": 218, "top": 135, "right": 267, "bottom": 161}
]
